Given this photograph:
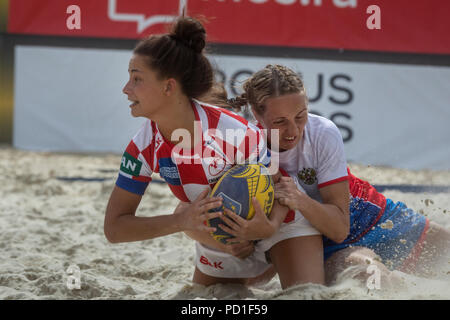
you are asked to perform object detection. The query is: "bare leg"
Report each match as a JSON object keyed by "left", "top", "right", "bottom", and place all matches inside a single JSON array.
[
  {"left": 409, "top": 222, "right": 450, "bottom": 278},
  {"left": 269, "top": 235, "right": 325, "bottom": 289}
]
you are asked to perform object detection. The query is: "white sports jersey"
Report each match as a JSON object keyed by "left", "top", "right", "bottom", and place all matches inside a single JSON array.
[{"left": 272, "top": 113, "right": 348, "bottom": 203}]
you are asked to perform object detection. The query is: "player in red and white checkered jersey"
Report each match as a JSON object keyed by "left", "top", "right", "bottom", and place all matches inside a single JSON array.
[{"left": 105, "top": 17, "right": 312, "bottom": 288}]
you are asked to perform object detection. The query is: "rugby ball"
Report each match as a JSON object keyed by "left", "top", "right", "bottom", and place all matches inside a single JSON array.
[{"left": 207, "top": 163, "right": 275, "bottom": 243}]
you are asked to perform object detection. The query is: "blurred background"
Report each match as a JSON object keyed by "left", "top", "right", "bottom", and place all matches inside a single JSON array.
[{"left": 1, "top": 0, "right": 449, "bottom": 170}]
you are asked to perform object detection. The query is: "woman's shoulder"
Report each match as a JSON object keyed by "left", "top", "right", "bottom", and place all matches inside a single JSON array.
[
  {"left": 307, "top": 113, "right": 337, "bottom": 129},
  {"left": 306, "top": 113, "right": 342, "bottom": 138},
  {"left": 194, "top": 99, "right": 251, "bottom": 129},
  {"left": 130, "top": 119, "right": 157, "bottom": 150}
]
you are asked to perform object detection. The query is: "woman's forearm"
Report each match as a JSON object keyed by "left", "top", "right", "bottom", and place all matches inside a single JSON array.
[
  {"left": 105, "top": 213, "right": 183, "bottom": 243},
  {"left": 296, "top": 196, "right": 349, "bottom": 243},
  {"left": 269, "top": 200, "right": 289, "bottom": 230}
]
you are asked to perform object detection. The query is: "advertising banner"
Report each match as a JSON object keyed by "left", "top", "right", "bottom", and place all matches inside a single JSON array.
[
  {"left": 13, "top": 46, "right": 450, "bottom": 170},
  {"left": 7, "top": 0, "right": 450, "bottom": 55}
]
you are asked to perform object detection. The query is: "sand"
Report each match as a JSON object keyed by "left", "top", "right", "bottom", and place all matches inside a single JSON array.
[{"left": 0, "top": 145, "right": 449, "bottom": 300}]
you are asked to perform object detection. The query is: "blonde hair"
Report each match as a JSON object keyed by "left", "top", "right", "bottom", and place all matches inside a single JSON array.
[{"left": 228, "top": 64, "right": 307, "bottom": 115}]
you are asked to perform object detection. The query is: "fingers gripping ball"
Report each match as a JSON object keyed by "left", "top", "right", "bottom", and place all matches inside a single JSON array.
[{"left": 207, "top": 163, "right": 275, "bottom": 243}]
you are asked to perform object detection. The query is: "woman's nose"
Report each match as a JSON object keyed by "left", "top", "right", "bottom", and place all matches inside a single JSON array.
[
  {"left": 286, "top": 121, "right": 297, "bottom": 136},
  {"left": 122, "top": 81, "right": 130, "bottom": 95}
]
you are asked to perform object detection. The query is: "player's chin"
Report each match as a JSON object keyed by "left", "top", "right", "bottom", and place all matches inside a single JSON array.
[
  {"left": 279, "top": 136, "right": 298, "bottom": 150},
  {"left": 129, "top": 106, "right": 141, "bottom": 118}
]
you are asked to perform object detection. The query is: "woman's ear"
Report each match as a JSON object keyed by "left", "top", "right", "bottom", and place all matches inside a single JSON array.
[{"left": 164, "top": 78, "right": 177, "bottom": 96}]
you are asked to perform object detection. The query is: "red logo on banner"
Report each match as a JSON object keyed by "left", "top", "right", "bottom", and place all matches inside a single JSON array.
[{"left": 107, "top": 0, "right": 187, "bottom": 33}]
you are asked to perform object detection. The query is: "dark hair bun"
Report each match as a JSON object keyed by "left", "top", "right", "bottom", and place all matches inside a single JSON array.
[
  {"left": 170, "top": 17, "right": 206, "bottom": 54},
  {"left": 134, "top": 16, "right": 213, "bottom": 98}
]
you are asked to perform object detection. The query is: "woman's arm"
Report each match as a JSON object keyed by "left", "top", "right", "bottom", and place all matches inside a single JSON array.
[
  {"left": 104, "top": 186, "right": 223, "bottom": 243},
  {"left": 276, "top": 177, "right": 350, "bottom": 243}
]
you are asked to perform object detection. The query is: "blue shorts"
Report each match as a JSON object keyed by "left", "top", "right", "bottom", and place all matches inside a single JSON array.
[{"left": 324, "top": 199, "right": 429, "bottom": 270}]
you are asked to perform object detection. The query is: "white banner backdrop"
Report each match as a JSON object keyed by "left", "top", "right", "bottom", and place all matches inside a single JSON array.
[
  {"left": 13, "top": 46, "right": 450, "bottom": 170},
  {"left": 13, "top": 46, "right": 146, "bottom": 155}
]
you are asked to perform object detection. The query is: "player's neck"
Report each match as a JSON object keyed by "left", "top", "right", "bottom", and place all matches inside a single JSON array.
[{"left": 155, "top": 97, "right": 196, "bottom": 146}]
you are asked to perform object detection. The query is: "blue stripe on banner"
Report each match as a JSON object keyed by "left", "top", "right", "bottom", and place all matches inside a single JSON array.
[{"left": 115, "top": 174, "right": 149, "bottom": 195}]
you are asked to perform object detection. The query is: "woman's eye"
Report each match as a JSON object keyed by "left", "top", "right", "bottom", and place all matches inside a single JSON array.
[{"left": 133, "top": 77, "right": 141, "bottom": 83}]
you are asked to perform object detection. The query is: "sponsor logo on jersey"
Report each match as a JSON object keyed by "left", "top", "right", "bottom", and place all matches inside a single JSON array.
[
  {"left": 297, "top": 168, "right": 317, "bottom": 185},
  {"left": 120, "top": 152, "right": 142, "bottom": 177},
  {"left": 158, "top": 157, "right": 181, "bottom": 185},
  {"left": 200, "top": 256, "right": 224, "bottom": 270}
]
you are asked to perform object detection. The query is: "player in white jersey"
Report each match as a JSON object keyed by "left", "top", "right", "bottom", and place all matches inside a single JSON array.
[
  {"left": 104, "top": 17, "right": 324, "bottom": 289},
  {"left": 224, "top": 64, "right": 450, "bottom": 285}
]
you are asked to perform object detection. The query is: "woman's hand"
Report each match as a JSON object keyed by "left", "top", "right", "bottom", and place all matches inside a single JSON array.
[
  {"left": 174, "top": 188, "right": 223, "bottom": 233},
  {"left": 274, "top": 176, "right": 304, "bottom": 211},
  {"left": 218, "top": 198, "right": 278, "bottom": 241}
]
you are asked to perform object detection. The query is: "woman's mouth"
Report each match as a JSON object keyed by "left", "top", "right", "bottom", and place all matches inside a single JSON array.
[
  {"left": 284, "top": 136, "right": 296, "bottom": 142},
  {"left": 129, "top": 100, "right": 139, "bottom": 108}
]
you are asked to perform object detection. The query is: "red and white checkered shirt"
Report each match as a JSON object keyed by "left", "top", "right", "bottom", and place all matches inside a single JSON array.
[{"left": 116, "top": 100, "right": 270, "bottom": 202}]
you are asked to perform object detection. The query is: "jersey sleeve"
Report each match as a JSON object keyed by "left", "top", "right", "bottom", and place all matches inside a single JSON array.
[
  {"left": 115, "top": 123, "right": 154, "bottom": 195},
  {"left": 315, "top": 120, "right": 348, "bottom": 188},
  {"left": 236, "top": 122, "right": 271, "bottom": 167}
]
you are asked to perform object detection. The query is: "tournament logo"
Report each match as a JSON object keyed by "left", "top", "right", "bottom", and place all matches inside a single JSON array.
[{"left": 297, "top": 168, "right": 317, "bottom": 185}]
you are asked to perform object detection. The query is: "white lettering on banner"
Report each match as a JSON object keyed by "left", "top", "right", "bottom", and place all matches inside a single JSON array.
[
  {"left": 66, "top": 5, "right": 81, "bottom": 30},
  {"left": 216, "top": 0, "right": 357, "bottom": 8},
  {"left": 107, "top": 0, "right": 188, "bottom": 33},
  {"left": 334, "top": 0, "right": 357, "bottom": 8},
  {"left": 299, "top": 0, "right": 322, "bottom": 5},
  {"left": 366, "top": 5, "right": 381, "bottom": 30}
]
